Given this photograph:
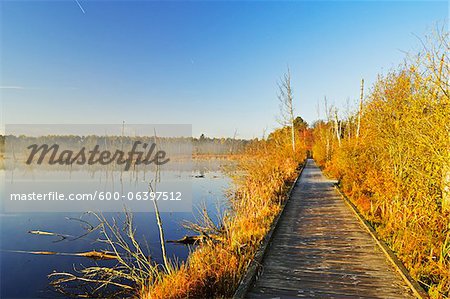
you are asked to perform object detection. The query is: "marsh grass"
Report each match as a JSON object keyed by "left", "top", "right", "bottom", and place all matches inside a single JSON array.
[
  {"left": 141, "top": 129, "right": 307, "bottom": 298},
  {"left": 48, "top": 210, "right": 166, "bottom": 298}
]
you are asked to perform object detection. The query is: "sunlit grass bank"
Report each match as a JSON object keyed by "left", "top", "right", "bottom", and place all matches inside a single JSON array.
[{"left": 141, "top": 131, "right": 307, "bottom": 298}]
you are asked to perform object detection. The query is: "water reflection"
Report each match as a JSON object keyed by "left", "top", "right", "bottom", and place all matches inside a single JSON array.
[{"left": 0, "top": 159, "right": 232, "bottom": 298}]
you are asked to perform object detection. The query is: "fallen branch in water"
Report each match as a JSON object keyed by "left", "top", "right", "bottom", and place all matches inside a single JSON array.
[
  {"left": 6, "top": 250, "right": 119, "bottom": 260},
  {"left": 28, "top": 230, "right": 70, "bottom": 242},
  {"left": 28, "top": 215, "right": 102, "bottom": 243},
  {"left": 167, "top": 235, "right": 206, "bottom": 245}
]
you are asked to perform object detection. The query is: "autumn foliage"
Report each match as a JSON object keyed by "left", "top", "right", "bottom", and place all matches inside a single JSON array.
[
  {"left": 312, "top": 31, "right": 450, "bottom": 298},
  {"left": 142, "top": 123, "right": 308, "bottom": 298}
]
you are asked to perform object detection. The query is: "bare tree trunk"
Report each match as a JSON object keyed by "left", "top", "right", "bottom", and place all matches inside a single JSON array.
[
  {"left": 443, "top": 163, "right": 450, "bottom": 212},
  {"left": 443, "top": 134, "right": 450, "bottom": 212},
  {"left": 278, "top": 67, "right": 296, "bottom": 154},
  {"left": 230, "top": 129, "right": 238, "bottom": 154},
  {"left": 290, "top": 116, "right": 296, "bottom": 153},
  {"left": 324, "top": 96, "right": 331, "bottom": 161},
  {"left": 287, "top": 69, "right": 296, "bottom": 153},
  {"left": 334, "top": 109, "right": 341, "bottom": 147},
  {"left": 356, "top": 78, "right": 364, "bottom": 139},
  {"left": 326, "top": 137, "right": 330, "bottom": 161}
]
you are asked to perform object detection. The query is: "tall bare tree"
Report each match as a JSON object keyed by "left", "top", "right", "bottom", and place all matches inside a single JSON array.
[
  {"left": 356, "top": 78, "right": 364, "bottom": 139},
  {"left": 334, "top": 108, "right": 341, "bottom": 147},
  {"left": 324, "top": 96, "right": 332, "bottom": 161},
  {"left": 277, "top": 67, "right": 296, "bottom": 153}
]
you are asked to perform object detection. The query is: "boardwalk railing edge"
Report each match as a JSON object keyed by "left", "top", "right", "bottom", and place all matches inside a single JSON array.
[
  {"left": 232, "top": 161, "right": 306, "bottom": 299},
  {"left": 334, "top": 185, "right": 429, "bottom": 299}
]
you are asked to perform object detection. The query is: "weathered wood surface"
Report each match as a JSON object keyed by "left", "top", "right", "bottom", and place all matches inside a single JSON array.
[{"left": 247, "top": 159, "right": 416, "bottom": 298}]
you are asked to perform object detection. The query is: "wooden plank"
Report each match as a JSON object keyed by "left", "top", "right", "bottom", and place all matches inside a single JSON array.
[
  {"left": 249, "top": 286, "right": 385, "bottom": 298},
  {"left": 235, "top": 159, "right": 425, "bottom": 299},
  {"left": 232, "top": 163, "right": 306, "bottom": 299},
  {"left": 334, "top": 186, "right": 429, "bottom": 299}
]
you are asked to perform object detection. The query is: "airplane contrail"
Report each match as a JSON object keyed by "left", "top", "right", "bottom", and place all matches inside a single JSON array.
[{"left": 74, "top": 0, "right": 86, "bottom": 14}]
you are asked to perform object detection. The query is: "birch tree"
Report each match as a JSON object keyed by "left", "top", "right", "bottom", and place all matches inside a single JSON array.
[{"left": 277, "top": 67, "right": 296, "bottom": 153}]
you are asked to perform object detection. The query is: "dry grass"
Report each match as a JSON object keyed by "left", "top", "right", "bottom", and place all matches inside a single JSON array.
[
  {"left": 142, "top": 129, "right": 307, "bottom": 298},
  {"left": 46, "top": 124, "right": 307, "bottom": 298}
]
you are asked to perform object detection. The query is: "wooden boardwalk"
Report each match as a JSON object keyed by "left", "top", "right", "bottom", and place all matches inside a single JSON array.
[{"left": 246, "top": 159, "right": 417, "bottom": 298}]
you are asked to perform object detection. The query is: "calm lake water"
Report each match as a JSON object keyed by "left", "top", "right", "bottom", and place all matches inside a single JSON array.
[{"left": 0, "top": 159, "right": 233, "bottom": 298}]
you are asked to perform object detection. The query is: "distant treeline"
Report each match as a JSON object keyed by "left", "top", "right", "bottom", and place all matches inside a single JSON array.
[
  {"left": 0, "top": 134, "right": 249, "bottom": 156},
  {"left": 193, "top": 134, "right": 250, "bottom": 155}
]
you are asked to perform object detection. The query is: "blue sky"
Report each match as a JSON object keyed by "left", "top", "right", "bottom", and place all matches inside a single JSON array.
[{"left": 0, "top": 0, "right": 448, "bottom": 138}]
